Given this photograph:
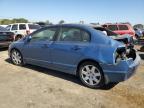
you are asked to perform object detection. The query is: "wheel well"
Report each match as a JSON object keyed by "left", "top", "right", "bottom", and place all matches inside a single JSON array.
[
  {"left": 16, "top": 34, "right": 23, "bottom": 37},
  {"left": 10, "top": 48, "right": 24, "bottom": 65},
  {"left": 10, "top": 48, "right": 21, "bottom": 55},
  {"left": 15, "top": 34, "right": 23, "bottom": 39},
  {"left": 76, "top": 59, "right": 100, "bottom": 76},
  {"left": 14, "top": 34, "right": 23, "bottom": 41}
]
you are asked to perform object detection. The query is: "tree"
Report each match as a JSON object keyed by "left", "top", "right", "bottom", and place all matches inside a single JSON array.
[
  {"left": 45, "top": 20, "right": 50, "bottom": 24},
  {"left": 0, "top": 19, "right": 11, "bottom": 25},
  {"left": 79, "top": 20, "right": 84, "bottom": 24},
  {"left": 12, "top": 18, "right": 28, "bottom": 23},
  {"left": 0, "top": 18, "right": 29, "bottom": 25},
  {"left": 59, "top": 20, "right": 65, "bottom": 24}
]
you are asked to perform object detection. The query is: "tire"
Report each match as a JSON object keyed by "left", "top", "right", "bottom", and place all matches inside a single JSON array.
[
  {"left": 78, "top": 61, "right": 105, "bottom": 89},
  {"left": 10, "top": 49, "right": 23, "bottom": 66}
]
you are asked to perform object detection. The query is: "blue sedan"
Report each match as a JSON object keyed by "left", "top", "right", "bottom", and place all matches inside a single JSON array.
[{"left": 8, "top": 24, "right": 141, "bottom": 88}]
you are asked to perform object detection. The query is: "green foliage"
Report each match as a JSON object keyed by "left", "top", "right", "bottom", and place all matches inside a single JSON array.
[
  {"left": 59, "top": 20, "right": 65, "bottom": 24},
  {"left": 0, "top": 18, "right": 29, "bottom": 25}
]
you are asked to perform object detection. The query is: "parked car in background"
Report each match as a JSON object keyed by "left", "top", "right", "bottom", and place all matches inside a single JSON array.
[
  {"left": 0, "top": 25, "right": 8, "bottom": 28},
  {"left": 92, "top": 25, "right": 134, "bottom": 48},
  {"left": 142, "top": 29, "right": 144, "bottom": 36},
  {"left": 0, "top": 26, "right": 14, "bottom": 48},
  {"left": 134, "top": 28, "right": 143, "bottom": 39},
  {"left": 102, "top": 23, "right": 135, "bottom": 39},
  {"left": 36, "top": 22, "right": 47, "bottom": 27},
  {"left": 9, "top": 24, "right": 140, "bottom": 88},
  {"left": 6, "top": 23, "right": 41, "bottom": 41}
]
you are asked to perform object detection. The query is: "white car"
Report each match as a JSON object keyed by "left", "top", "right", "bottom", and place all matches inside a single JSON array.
[{"left": 6, "top": 23, "right": 41, "bottom": 40}]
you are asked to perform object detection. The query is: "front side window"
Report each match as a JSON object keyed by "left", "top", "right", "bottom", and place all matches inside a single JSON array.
[
  {"left": 119, "top": 25, "right": 129, "bottom": 30},
  {"left": 19, "top": 24, "right": 26, "bottom": 30},
  {"left": 107, "top": 25, "right": 118, "bottom": 31},
  {"left": 31, "top": 28, "right": 57, "bottom": 41},
  {"left": 58, "top": 27, "right": 90, "bottom": 42},
  {"left": 11, "top": 24, "right": 18, "bottom": 30}
]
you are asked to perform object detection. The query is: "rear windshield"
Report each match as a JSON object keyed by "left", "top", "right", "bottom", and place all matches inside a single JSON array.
[
  {"left": 28, "top": 24, "right": 41, "bottom": 29},
  {"left": 0, "top": 26, "right": 8, "bottom": 31}
]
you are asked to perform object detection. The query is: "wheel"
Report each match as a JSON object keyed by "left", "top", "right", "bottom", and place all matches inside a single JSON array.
[
  {"left": 10, "top": 49, "right": 23, "bottom": 66},
  {"left": 78, "top": 62, "right": 105, "bottom": 89}
]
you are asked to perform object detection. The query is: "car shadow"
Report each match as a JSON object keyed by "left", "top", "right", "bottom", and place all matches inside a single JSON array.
[
  {"left": 139, "top": 53, "right": 144, "bottom": 60},
  {"left": 5, "top": 58, "right": 117, "bottom": 90},
  {"left": 0, "top": 48, "right": 8, "bottom": 51}
]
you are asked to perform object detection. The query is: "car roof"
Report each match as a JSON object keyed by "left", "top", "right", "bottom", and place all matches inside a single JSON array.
[
  {"left": 103, "top": 23, "right": 130, "bottom": 26},
  {"left": 45, "top": 24, "right": 93, "bottom": 30},
  {"left": 9, "top": 23, "right": 38, "bottom": 25}
]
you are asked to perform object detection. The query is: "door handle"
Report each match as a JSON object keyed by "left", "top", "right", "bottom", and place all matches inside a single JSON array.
[
  {"left": 71, "top": 46, "right": 81, "bottom": 51},
  {"left": 41, "top": 44, "right": 49, "bottom": 48}
]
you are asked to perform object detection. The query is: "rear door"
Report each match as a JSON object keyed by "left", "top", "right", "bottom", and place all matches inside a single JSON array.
[{"left": 50, "top": 26, "right": 91, "bottom": 74}]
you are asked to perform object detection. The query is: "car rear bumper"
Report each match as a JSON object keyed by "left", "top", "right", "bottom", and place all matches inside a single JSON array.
[{"left": 101, "top": 53, "right": 141, "bottom": 83}]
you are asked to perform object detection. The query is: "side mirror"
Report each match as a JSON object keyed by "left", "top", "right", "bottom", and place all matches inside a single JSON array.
[{"left": 27, "top": 36, "right": 32, "bottom": 42}]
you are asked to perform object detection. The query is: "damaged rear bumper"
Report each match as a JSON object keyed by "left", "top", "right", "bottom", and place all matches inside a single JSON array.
[{"left": 100, "top": 53, "right": 141, "bottom": 83}]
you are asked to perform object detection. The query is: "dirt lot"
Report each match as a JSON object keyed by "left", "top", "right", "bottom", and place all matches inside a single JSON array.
[{"left": 0, "top": 48, "right": 144, "bottom": 108}]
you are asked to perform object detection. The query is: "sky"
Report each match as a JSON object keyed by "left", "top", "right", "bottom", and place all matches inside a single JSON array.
[{"left": 0, "top": 0, "right": 144, "bottom": 25}]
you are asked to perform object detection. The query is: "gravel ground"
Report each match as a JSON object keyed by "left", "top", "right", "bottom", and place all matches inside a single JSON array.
[{"left": 0, "top": 49, "right": 144, "bottom": 108}]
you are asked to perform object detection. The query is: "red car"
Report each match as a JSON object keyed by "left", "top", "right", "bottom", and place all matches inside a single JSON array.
[{"left": 102, "top": 24, "right": 135, "bottom": 38}]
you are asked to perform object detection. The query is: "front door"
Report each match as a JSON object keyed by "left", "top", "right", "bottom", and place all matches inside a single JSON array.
[{"left": 22, "top": 27, "right": 58, "bottom": 68}]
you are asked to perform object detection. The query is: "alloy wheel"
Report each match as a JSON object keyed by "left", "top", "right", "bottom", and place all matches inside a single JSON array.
[{"left": 11, "top": 50, "right": 22, "bottom": 65}]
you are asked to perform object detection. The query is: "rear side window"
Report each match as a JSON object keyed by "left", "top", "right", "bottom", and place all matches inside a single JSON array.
[
  {"left": 119, "top": 25, "right": 129, "bottom": 30},
  {"left": 19, "top": 24, "right": 26, "bottom": 30},
  {"left": 58, "top": 27, "right": 90, "bottom": 42},
  {"left": 58, "top": 27, "right": 82, "bottom": 42},
  {"left": 81, "top": 31, "right": 90, "bottom": 42},
  {"left": 107, "top": 25, "right": 118, "bottom": 31},
  {"left": 28, "top": 24, "right": 41, "bottom": 29},
  {"left": 11, "top": 24, "right": 18, "bottom": 30}
]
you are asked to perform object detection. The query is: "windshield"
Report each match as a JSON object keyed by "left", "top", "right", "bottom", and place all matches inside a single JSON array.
[{"left": 0, "top": 26, "right": 8, "bottom": 31}]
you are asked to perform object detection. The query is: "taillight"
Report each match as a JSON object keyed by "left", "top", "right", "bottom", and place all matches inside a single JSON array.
[
  {"left": 26, "top": 30, "right": 30, "bottom": 35},
  {"left": 129, "top": 32, "right": 135, "bottom": 36}
]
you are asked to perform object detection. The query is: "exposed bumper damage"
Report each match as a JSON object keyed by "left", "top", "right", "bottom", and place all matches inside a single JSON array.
[{"left": 100, "top": 48, "right": 141, "bottom": 83}]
